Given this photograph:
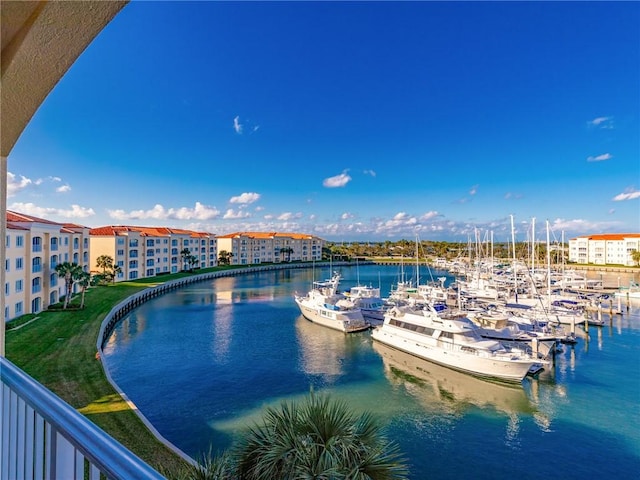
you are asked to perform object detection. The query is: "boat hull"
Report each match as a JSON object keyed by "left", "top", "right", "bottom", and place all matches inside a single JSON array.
[
  {"left": 295, "top": 298, "right": 370, "bottom": 333},
  {"left": 371, "top": 325, "right": 534, "bottom": 383}
]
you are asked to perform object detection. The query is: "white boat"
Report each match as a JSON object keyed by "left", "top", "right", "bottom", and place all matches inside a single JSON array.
[
  {"left": 371, "top": 304, "right": 540, "bottom": 383},
  {"left": 294, "top": 272, "right": 370, "bottom": 333},
  {"left": 344, "top": 284, "right": 390, "bottom": 325},
  {"left": 465, "top": 309, "right": 559, "bottom": 360},
  {"left": 614, "top": 281, "right": 640, "bottom": 299}
]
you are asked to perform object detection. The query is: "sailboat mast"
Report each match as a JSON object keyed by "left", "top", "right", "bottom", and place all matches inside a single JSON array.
[{"left": 511, "top": 214, "right": 518, "bottom": 302}]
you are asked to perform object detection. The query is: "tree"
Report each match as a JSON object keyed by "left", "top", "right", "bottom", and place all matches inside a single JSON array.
[
  {"left": 95, "top": 255, "right": 114, "bottom": 275},
  {"left": 77, "top": 271, "right": 92, "bottom": 309},
  {"left": 111, "top": 263, "right": 122, "bottom": 283},
  {"left": 280, "top": 247, "right": 294, "bottom": 262},
  {"left": 187, "top": 254, "right": 199, "bottom": 272},
  {"left": 180, "top": 248, "right": 191, "bottom": 271},
  {"left": 218, "top": 250, "right": 233, "bottom": 265},
  {"left": 632, "top": 249, "right": 640, "bottom": 266},
  {"left": 54, "top": 262, "right": 83, "bottom": 309},
  {"left": 234, "top": 393, "right": 409, "bottom": 480}
]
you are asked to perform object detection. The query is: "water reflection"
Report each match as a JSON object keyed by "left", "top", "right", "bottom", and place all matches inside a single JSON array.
[
  {"left": 371, "top": 341, "right": 534, "bottom": 417},
  {"left": 295, "top": 315, "right": 354, "bottom": 379}
]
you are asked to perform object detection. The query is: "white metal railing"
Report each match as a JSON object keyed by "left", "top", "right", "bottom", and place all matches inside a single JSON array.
[{"left": 0, "top": 357, "right": 165, "bottom": 480}]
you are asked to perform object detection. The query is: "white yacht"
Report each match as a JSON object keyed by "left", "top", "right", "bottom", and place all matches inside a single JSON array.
[
  {"left": 294, "top": 272, "right": 370, "bottom": 333},
  {"left": 370, "top": 304, "right": 539, "bottom": 383},
  {"left": 344, "top": 284, "right": 390, "bottom": 325}
]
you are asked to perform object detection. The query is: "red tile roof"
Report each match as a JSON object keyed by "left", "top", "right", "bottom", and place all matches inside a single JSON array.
[
  {"left": 217, "top": 231, "right": 317, "bottom": 239},
  {"left": 571, "top": 233, "right": 640, "bottom": 241}
]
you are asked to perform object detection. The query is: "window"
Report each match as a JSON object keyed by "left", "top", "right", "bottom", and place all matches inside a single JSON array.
[
  {"left": 50, "top": 237, "right": 58, "bottom": 251},
  {"left": 32, "top": 257, "right": 42, "bottom": 273},
  {"left": 50, "top": 255, "right": 58, "bottom": 269},
  {"left": 6, "top": 235, "right": 10, "bottom": 247},
  {"left": 128, "top": 271, "right": 138, "bottom": 280},
  {"left": 5, "top": 283, "right": 9, "bottom": 296},
  {"left": 50, "top": 273, "right": 57, "bottom": 287},
  {"left": 15, "top": 302, "right": 23, "bottom": 315},
  {"left": 5, "top": 259, "right": 9, "bottom": 272},
  {"left": 32, "top": 237, "right": 43, "bottom": 252},
  {"left": 117, "top": 249, "right": 124, "bottom": 256},
  {"left": 15, "top": 280, "right": 23, "bottom": 293},
  {"left": 32, "top": 278, "right": 41, "bottom": 294},
  {"left": 117, "top": 237, "right": 125, "bottom": 245},
  {"left": 16, "top": 236, "right": 24, "bottom": 247},
  {"left": 129, "top": 260, "right": 138, "bottom": 269}
]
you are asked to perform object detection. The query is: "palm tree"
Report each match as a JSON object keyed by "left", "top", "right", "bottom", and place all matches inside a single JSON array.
[
  {"left": 218, "top": 250, "right": 233, "bottom": 265},
  {"left": 95, "top": 254, "right": 114, "bottom": 275},
  {"left": 234, "top": 393, "right": 409, "bottom": 480},
  {"left": 180, "top": 248, "right": 191, "bottom": 271},
  {"left": 77, "top": 271, "right": 92, "bottom": 308},
  {"left": 111, "top": 263, "right": 122, "bottom": 283},
  {"left": 54, "top": 262, "right": 83, "bottom": 309},
  {"left": 280, "top": 247, "right": 294, "bottom": 262}
]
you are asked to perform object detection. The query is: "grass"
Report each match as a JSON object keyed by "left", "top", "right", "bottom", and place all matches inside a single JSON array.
[{"left": 5, "top": 266, "right": 246, "bottom": 474}]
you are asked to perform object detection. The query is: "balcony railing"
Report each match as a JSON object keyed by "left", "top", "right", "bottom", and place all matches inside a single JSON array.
[{"left": 1, "top": 357, "right": 164, "bottom": 480}]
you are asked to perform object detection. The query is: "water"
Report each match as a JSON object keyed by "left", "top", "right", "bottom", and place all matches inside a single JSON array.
[{"left": 102, "top": 265, "right": 640, "bottom": 479}]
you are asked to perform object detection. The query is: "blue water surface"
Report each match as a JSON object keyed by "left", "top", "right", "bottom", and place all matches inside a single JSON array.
[{"left": 102, "top": 265, "right": 640, "bottom": 479}]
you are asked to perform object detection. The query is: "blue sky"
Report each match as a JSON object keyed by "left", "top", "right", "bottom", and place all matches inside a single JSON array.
[{"left": 7, "top": 1, "right": 640, "bottom": 242}]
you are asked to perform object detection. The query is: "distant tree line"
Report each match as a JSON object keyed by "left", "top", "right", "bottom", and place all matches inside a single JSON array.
[{"left": 322, "top": 239, "right": 569, "bottom": 264}]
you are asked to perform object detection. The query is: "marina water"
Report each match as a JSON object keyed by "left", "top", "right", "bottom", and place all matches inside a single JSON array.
[{"left": 102, "top": 265, "right": 640, "bottom": 479}]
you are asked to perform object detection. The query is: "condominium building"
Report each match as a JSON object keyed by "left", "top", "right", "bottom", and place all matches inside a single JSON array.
[
  {"left": 216, "top": 232, "right": 325, "bottom": 265},
  {"left": 568, "top": 233, "right": 640, "bottom": 266},
  {"left": 89, "top": 226, "right": 218, "bottom": 281},
  {"left": 4, "top": 211, "right": 91, "bottom": 321}
]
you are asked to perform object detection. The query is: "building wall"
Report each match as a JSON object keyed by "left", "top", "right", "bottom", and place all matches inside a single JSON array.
[
  {"left": 217, "top": 232, "right": 324, "bottom": 265},
  {"left": 569, "top": 234, "right": 640, "bottom": 266},
  {"left": 4, "top": 218, "right": 91, "bottom": 321},
  {"left": 89, "top": 227, "right": 218, "bottom": 282}
]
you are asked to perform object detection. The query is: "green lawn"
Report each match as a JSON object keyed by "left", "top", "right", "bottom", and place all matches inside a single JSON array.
[{"left": 5, "top": 267, "right": 241, "bottom": 474}]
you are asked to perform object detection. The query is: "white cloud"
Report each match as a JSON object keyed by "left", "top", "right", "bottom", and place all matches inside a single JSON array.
[
  {"left": 233, "top": 116, "right": 243, "bottom": 134},
  {"left": 363, "top": 169, "right": 376, "bottom": 177},
  {"left": 223, "top": 208, "right": 250, "bottom": 219},
  {"left": 323, "top": 171, "right": 352, "bottom": 188},
  {"left": 549, "top": 217, "right": 617, "bottom": 233},
  {"left": 9, "top": 202, "right": 95, "bottom": 219},
  {"left": 49, "top": 176, "right": 62, "bottom": 182},
  {"left": 341, "top": 212, "right": 355, "bottom": 220},
  {"left": 277, "top": 212, "right": 302, "bottom": 221},
  {"left": 588, "top": 116, "right": 614, "bottom": 129},
  {"left": 108, "top": 202, "right": 220, "bottom": 221},
  {"left": 56, "top": 184, "right": 71, "bottom": 193},
  {"left": 469, "top": 185, "right": 479, "bottom": 195},
  {"left": 230, "top": 192, "right": 261, "bottom": 204},
  {"left": 587, "top": 153, "right": 613, "bottom": 162},
  {"left": 7, "top": 172, "right": 33, "bottom": 197},
  {"left": 612, "top": 188, "right": 640, "bottom": 201},
  {"left": 419, "top": 211, "right": 439, "bottom": 221}
]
